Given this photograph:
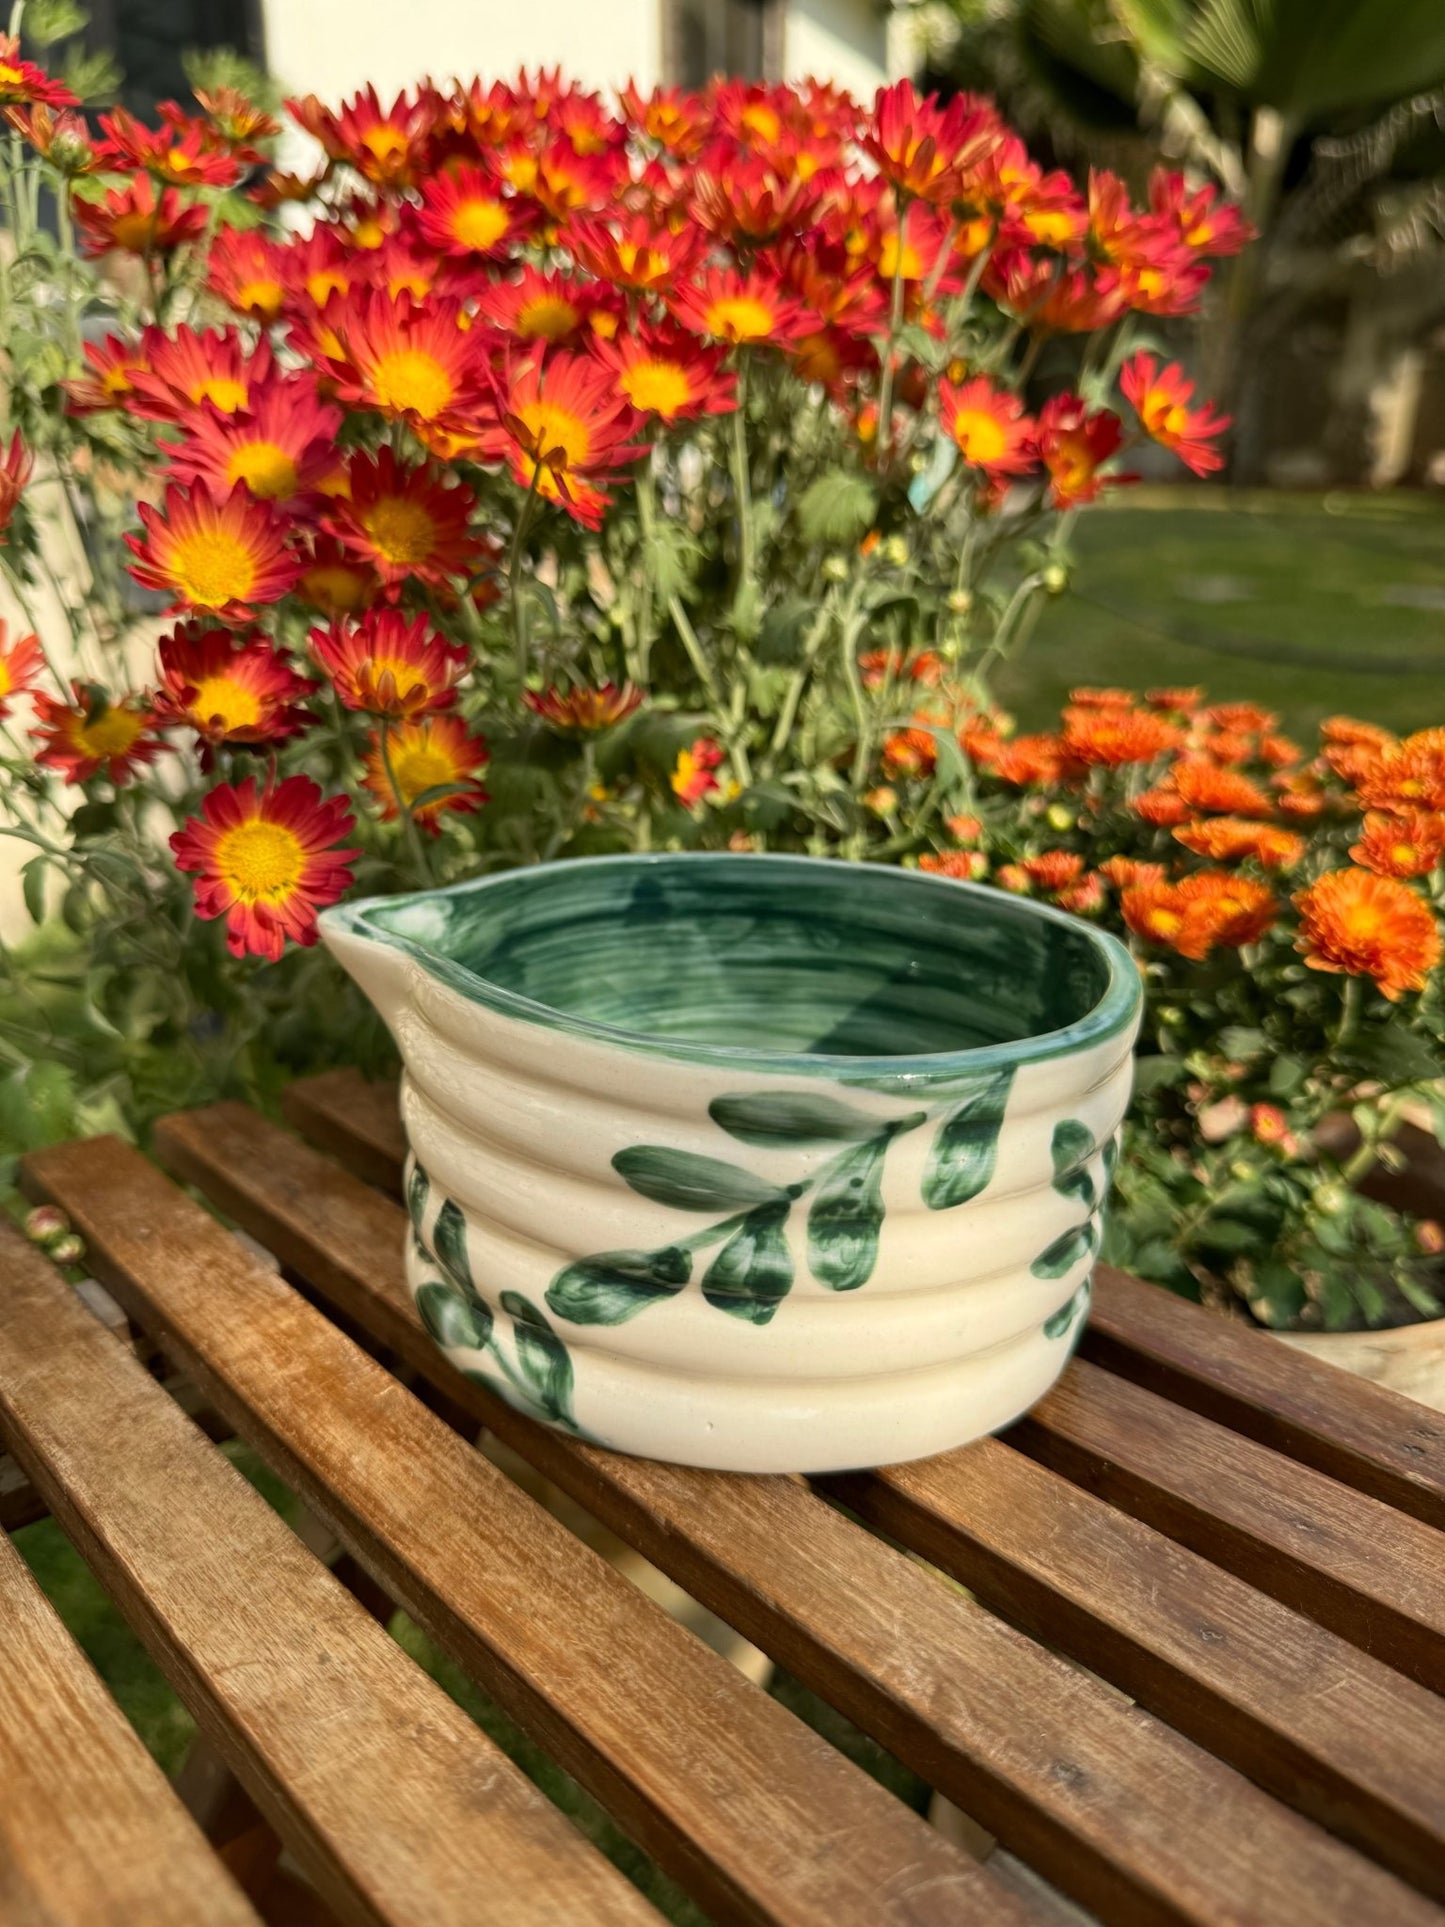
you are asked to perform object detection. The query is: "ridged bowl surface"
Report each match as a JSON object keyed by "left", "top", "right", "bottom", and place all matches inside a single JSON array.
[{"left": 321, "top": 853, "right": 1141, "bottom": 1472}]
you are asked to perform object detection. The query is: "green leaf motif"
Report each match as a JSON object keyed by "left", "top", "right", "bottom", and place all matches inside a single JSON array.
[
  {"left": 546, "top": 1246, "right": 691, "bottom": 1326},
  {"left": 1043, "top": 1282, "right": 1091, "bottom": 1342},
  {"left": 612, "top": 1144, "right": 784, "bottom": 1214},
  {"left": 1032, "top": 1222, "right": 1096, "bottom": 1281},
  {"left": 808, "top": 1137, "right": 889, "bottom": 1290},
  {"left": 406, "top": 1160, "right": 430, "bottom": 1234},
  {"left": 710, "top": 1089, "right": 921, "bottom": 1148},
  {"left": 703, "top": 1200, "right": 794, "bottom": 1324},
  {"left": 1050, "top": 1120, "right": 1097, "bottom": 1208},
  {"left": 500, "top": 1291, "right": 577, "bottom": 1429},
  {"left": 432, "top": 1198, "right": 476, "bottom": 1296},
  {"left": 416, "top": 1279, "right": 491, "bottom": 1351},
  {"left": 921, "top": 1069, "right": 1014, "bottom": 1211}
]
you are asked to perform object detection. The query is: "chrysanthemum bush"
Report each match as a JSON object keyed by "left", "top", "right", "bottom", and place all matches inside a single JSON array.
[{"left": 0, "top": 53, "right": 1439, "bottom": 1328}]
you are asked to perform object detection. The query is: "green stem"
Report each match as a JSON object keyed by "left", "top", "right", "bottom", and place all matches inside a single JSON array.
[
  {"left": 379, "top": 718, "right": 434, "bottom": 886},
  {"left": 728, "top": 354, "right": 753, "bottom": 607},
  {"left": 635, "top": 459, "right": 657, "bottom": 684},
  {"left": 667, "top": 592, "right": 753, "bottom": 786},
  {"left": 507, "top": 470, "right": 542, "bottom": 682},
  {"left": 1333, "top": 973, "right": 1364, "bottom": 1052}
]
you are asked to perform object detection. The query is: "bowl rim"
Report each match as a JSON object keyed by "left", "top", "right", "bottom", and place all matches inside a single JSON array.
[{"left": 320, "top": 851, "right": 1142, "bottom": 1081}]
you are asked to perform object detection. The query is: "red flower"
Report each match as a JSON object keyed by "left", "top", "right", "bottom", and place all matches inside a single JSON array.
[
  {"left": 668, "top": 268, "right": 811, "bottom": 348},
  {"left": 863, "top": 81, "right": 1002, "bottom": 204},
  {"left": 32, "top": 683, "right": 165, "bottom": 784},
  {"left": 95, "top": 104, "right": 238, "bottom": 186},
  {"left": 415, "top": 163, "right": 535, "bottom": 258},
  {"left": 590, "top": 327, "right": 736, "bottom": 424},
  {"left": 64, "top": 334, "right": 149, "bottom": 415},
  {"left": 320, "top": 447, "right": 486, "bottom": 594},
  {"left": 172, "top": 773, "right": 357, "bottom": 961},
  {"left": 938, "top": 376, "right": 1035, "bottom": 477},
  {"left": 0, "top": 429, "right": 31, "bottom": 543},
  {"left": 477, "top": 351, "right": 643, "bottom": 529},
  {"left": 72, "top": 176, "right": 207, "bottom": 257},
  {"left": 207, "top": 228, "right": 289, "bottom": 323},
  {"left": 568, "top": 215, "right": 700, "bottom": 293},
  {"left": 320, "top": 290, "right": 489, "bottom": 433},
  {"left": 5, "top": 102, "right": 94, "bottom": 171},
  {"left": 362, "top": 713, "right": 489, "bottom": 833},
  {"left": 129, "top": 325, "right": 275, "bottom": 423},
  {"left": 154, "top": 623, "right": 314, "bottom": 749},
  {"left": 165, "top": 382, "right": 342, "bottom": 504},
  {"left": 311, "top": 609, "right": 469, "bottom": 719},
  {"left": 289, "top": 86, "right": 430, "bottom": 187},
  {"left": 1295, "top": 868, "right": 1440, "bottom": 1002},
  {"left": 475, "top": 267, "right": 597, "bottom": 346},
  {"left": 0, "top": 621, "right": 43, "bottom": 718},
  {"left": 1120, "top": 354, "right": 1230, "bottom": 476},
  {"left": 523, "top": 681, "right": 643, "bottom": 733},
  {"left": 1035, "top": 394, "right": 1127, "bottom": 507},
  {"left": 671, "top": 736, "right": 725, "bottom": 808},
  {"left": 126, "top": 483, "right": 302, "bottom": 623},
  {"left": 295, "top": 536, "right": 379, "bottom": 619},
  {"left": 0, "top": 35, "right": 78, "bottom": 109},
  {"left": 1149, "top": 170, "right": 1253, "bottom": 258}
]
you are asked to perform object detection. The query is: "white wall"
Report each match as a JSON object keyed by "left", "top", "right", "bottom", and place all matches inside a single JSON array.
[{"left": 784, "top": 0, "right": 889, "bottom": 98}]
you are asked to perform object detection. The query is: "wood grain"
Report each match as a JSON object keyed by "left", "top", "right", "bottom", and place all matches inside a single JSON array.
[
  {"left": 282, "top": 1071, "right": 406, "bottom": 1200},
  {"left": 1087, "top": 1265, "right": 1445, "bottom": 1531},
  {"left": 0, "top": 1221, "right": 658, "bottom": 1927},
  {"left": 1011, "top": 1356, "right": 1445, "bottom": 1693},
  {"left": 33, "top": 1129, "right": 1026, "bottom": 1927},
  {"left": 826, "top": 1440, "right": 1445, "bottom": 1898},
  {"left": 137, "top": 1101, "right": 1445, "bottom": 1927},
  {"left": 0, "top": 1528, "right": 261, "bottom": 1927}
]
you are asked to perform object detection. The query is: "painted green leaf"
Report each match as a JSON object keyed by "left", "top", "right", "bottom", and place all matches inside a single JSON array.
[
  {"left": 612, "top": 1144, "right": 784, "bottom": 1213},
  {"left": 501, "top": 1291, "right": 577, "bottom": 1429},
  {"left": 921, "top": 1069, "right": 1014, "bottom": 1210},
  {"left": 416, "top": 1279, "right": 491, "bottom": 1350},
  {"left": 702, "top": 1199, "right": 794, "bottom": 1324},
  {"left": 432, "top": 1198, "right": 476, "bottom": 1295},
  {"left": 547, "top": 1246, "right": 691, "bottom": 1325},
  {"left": 709, "top": 1090, "right": 912, "bottom": 1147},
  {"left": 1102, "top": 1133, "right": 1120, "bottom": 1191},
  {"left": 1044, "top": 1281, "right": 1091, "bottom": 1341},
  {"left": 1050, "top": 1119, "right": 1097, "bottom": 1208},
  {"left": 808, "top": 1137, "right": 888, "bottom": 1290},
  {"left": 1031, "top": 1222, "right": 1096, "bottom": 1280},
  {"left": 406, "top": 1160, "right": 430, "bottom": 1234}
]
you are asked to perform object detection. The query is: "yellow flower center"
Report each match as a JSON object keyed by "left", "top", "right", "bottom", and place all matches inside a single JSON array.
[
  {"left": 620, "top": 359, "right": 693, "bottom": 418},
  {"left": 302, "top": 563, "right": 370, "bottom": 613},
  {"left": 190, "top": 673, "right": 262, "bottom": 733},
  {"left": 165, "top": 146, "right": 194, "bottom": 174},
  {"left": 361, "top": 125, "right": 408, "bottom": 164},
  {"left": 102, "top": 364, "right": 135, "bottom": 397},
  {"left": 369, "top": 348, "right": 455, "bottom": 420},
  {"left": 215, "top": 817, "right": 305, "bottom": 903},
  {"left": 227, "top": 440, "right": 299, "bottom": 500},
  {"left": 451, "top": 197, "right": 508, "bottom": 250},
  {"left": 111, "top": 211, "right": 156, "bottom": 251},
  {"left": 306, "top": 269, "right": 349, "bottom": 308},
  {"left": 361, "top": 496, "right": 437, "bottom": 566},
  {"left": 78, "top": 707, "right": 143, "bottom": 756},
  {"left": 169, "top": 528, "right": 258, "bottom": 608},
  {"left": 1144, "top": 396, "right": 1187, "bottom": 442},
  {"left": 191, "top": 375, "right": 249, "bottom": 414},
  {"left": 1024, "top": 209, "right": 1075, "bottom": 246},
  {"left": 1134, "top": 267, "right": 1165, "bottom": 300},
  {"left": 391, "top": 739, "right": 459, "bottom": 806},
  {"left": 516, "top": 294, "right": 581, "bottom": 341},
  {"left": 877, "top": 234, "right": 922, "bottom": 281},
  {"left": 741, "top": 102, "right": 781, "bottom": 144},
  {"left": 236, "top": 278, "right": 284, "bottom": 320},
  {"left": 703, "top": 295, "right": 774, "bottom": 342},
  {"left": 1393, "top": 842, "right": 1420, "bottom": 868},
  {"left": 950, "top": 408, "right": 1008, "bottom": 465},
  {"left": 349, "top": 215, "right": 387, "bottom": 249},
  {"left": 517, "top": 399, "right": 592, "bottom": 475},
  {"left": 0, "top": 63, "right": 26, "bottom": 87}
]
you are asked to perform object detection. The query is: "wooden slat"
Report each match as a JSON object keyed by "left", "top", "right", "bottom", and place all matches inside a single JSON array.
[
  {"left": 826, "top": 1441, "right": 1445, "bottom": 1899},
  {"left": 282, "top": 1070, "right": 406, "bottom": 1199},
  {"left": 139, "top": 1102, "right": 1445, "bottom": 1927},
  {"left": 1011, "top": 1357, "right": 1445, "bottom": 1693},
  {"left": 0, "top": 1222, "right": 658, "bottom": 1927},
  {"left": 1086, "top": 1265, "right": 1445, "bottom": 1530},
  {"left": 0, "top": 1529, "right": 261, "bottom": 1927},
  {"left": 31, "top": 1132, "right": 1028, "bottom": 1927}
]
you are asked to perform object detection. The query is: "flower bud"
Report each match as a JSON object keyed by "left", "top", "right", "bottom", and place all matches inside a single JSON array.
[
  {"left": 863, "top": 785, "right": 898, "bottom": 816},
  {"left": 48, "top": 1234, "right": 86, "bottom": 1266},
  {"left": 1158, "top": 1005, "right": 1185, "bottom": 1027},
  {"left": 1249, "top": 1103, "right": 1289, "bottom": 1145},
  {"left": 821, "top": 554, "right": 849, "bottom": 583},
  {"left": 946, "top": 589, "right": 973, "bottom": 616},
  {"left": 1046, "top": 802, "right": 1074, "bottom": 833},
  {"left": 1042, "top": 563, "right": 1069, "bottom": 596},
  {"left": 883, "top": 535, "right": 909, "bottom": 567},
  {"left": 995, "top": 863, "right": 1031, "bottom": 894},
  {"left": 1313, "top": 1183, "right": 1348, "bottom": 1218},
  {"left": 1415, "top": 1220, "right": 1444, "bottom": 1255},
  {"left": 24, "top": 1205, "right": 69, "bottom": 1246}
]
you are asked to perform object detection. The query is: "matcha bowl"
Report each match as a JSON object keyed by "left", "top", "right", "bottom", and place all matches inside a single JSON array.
[{"left": 320, "top": 852, "right": 1141, "bottom": 1473}]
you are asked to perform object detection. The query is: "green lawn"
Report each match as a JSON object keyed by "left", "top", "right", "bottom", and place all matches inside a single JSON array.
[{"left": 1003, "top": 490, "right": 1445, "bottom": 736}]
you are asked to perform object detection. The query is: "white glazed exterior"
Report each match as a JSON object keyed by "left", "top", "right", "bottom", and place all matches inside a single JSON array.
[{"left": 322, "top": 860, "right": 1140, "bottom": 1474}]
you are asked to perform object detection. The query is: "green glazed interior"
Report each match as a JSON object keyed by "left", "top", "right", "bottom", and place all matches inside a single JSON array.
[{"left": 326, "top": 853, "right": 1139, "bottom": 1077}]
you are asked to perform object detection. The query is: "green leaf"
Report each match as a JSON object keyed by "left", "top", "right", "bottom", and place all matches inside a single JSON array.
[
  {"left": 432, "top": 1198, "right": 476, "bottom": 1297},
  {"left": 1032, "top": 1222, "right": 1096, "bottom": 1279},
  {"left": 501, "top": 1292, "right": 576, "bottom": 1428},
  {"left": 416, "top": 1279, "right": 491, "bottom": 1350},
  {"left": 1043, "top": 1281, "right": 1091, "bottom": 1340},
  {"left": 921, "top": 1069, "right": 1013, "bottom": 1210},
  {"left": 20, "top": 855, "right": 47, "bottom": 927},
  {"left": 1132, "top": 1055, "right": 1189, "bottom": 1094},
  {"left": 796, "top": 470, "right": 876, "bottom": 547},
  {"left": 1050, "top": 1119, "right": 1097, "bottom": 1208},
  {"left": 407, "top": 1161, "right": 429, "bottom": 1235},
  {"left": 703, "top": 1199, "right": 794, "bottom": 1324},
  {"left": 408, "top": 782, "right": 475, "bottom": 813},
  {"left": 710, "top": 1089, "right": 913, "bottom": 1148},
  {"left": 546, "top": 1246, "right": 691, "bottom": 1325},
  {"left": 612, "top": 1144, "right": 784, "bottom": 1213},
  {"left": 1218, "top": 1026, "right": 1267, "bottom": 1060},
  {"left": 808, "top": 1137, "right": 889, "bottom": 1290}
]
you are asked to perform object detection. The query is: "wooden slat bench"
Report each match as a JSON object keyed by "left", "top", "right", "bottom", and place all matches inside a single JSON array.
[{"left": 1, "top": 1070, "right": 1441, "bottom": 1927}]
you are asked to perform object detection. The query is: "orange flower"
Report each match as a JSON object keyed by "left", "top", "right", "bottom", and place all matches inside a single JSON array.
[
  {"left": 172, "top": 773, "right": 356, "bottom": 961},
  {"left": 64, "top": 334, "right": 148, "bottom": 414},
  {"left": 1295, "top": 868, "right": 1440, "bottom": 1002},
  {"left": 938, "top": 376, "right": 1036, "bottom": 477},
  {"left": 31, "top": 683, "right": 165, "bottom": 785},
  {"left": 1172, "top": 759, "right": 1274, "bottom": 816},
  {"left": 126, "top": 483, "right": 302, "bottom": 623},
  {"left": 1146, "top": 686, "right": 1203, "bottom": 713},
  {"left": 986, "top": 732, "right": 1067, "bottom": 786},
  {"left": 1099, "top": 856, "right": 1165, "bottom": 888},
  {"left": 995, "top": 863, "right": 1031, "bottom": 893},
  {"left": 0, "top": 621, "right": 43, "bottom": 718},
  {"left": 477, "top": 352, "right": 643, "bottom": 528},
  {"left": 72, "top": 176, "right": 207, "bottom": 256},
  {"left": 668, "top": 267, "right": 810, "bottom": 347},
  {"left": 310, "top": 609, "right": 468, "bottom": 719},
  {"left": 320, "top": 448, "right": 485, "bottom": 593},
  {"left": 1061, "top": 704, "right": 1180, "bottom": 768},
  {"left": 1035, "top": 393, "right": 1127, "bottom": 507},
  {"left": 5, "top": 102, "right": 95, "bottom": 173},
  {"left": 568, "top": 215, "right": 700, "bottom": 293},
  {"left": 1122, "top": 871, "right": 1275, "bottom": 960},
  {"left": 362, "top": 713, "right": 489, "bottom": 834},
  {"left": 154, "top": 623, "right": 314, "bottom": 751},
  {"left": 881, "top": 721, "right": 941, "bottom": 779},
  {"left": 1350, "top": 810, "right": 1445, "bottom": 880},
  {"left": 1021, "top": 851, "right": 1083, "bottom": 890},
  {"left": 919, "top": 850, "right": 988, "bottom": 880},
  {"left": 1207, "top": 702, "right": 1277, "bottom": 734},
  {"left": 416, "top": 164, "right": 534, "bottom": 257},
  {"left": 670, "top": 736, "right": 725, "bottom": 808},
  {"left": 1070, "top": 686, "right": 1136, "bottom": 708},
  {"left": 1321, "top": 715, "right": 1395, "bottom": 750},
  {"left": 166, "top": 382, "right": 342, "bottom": 504},
  {"left": 946, "top": 812, "right": 982, "bottom": 844},
  {"left": 295, "top": 536, "right": 379, "bottom": 619},
  {"left": 1057, "top": 873, "right": 1105, "bottom": 915},
  {"left": 207, "top": 228, "right": 289, "bottom": 323},
  {"left": 591, "top": 327, "right": 736, "bottom": 424},
  {"left": 129, "top": 325, "right": 275, "bottom": 423},
  {"left": 1173, "top": 818, "right": 1305, "bottom": 870},
  {"left": 1275, "top": 772, "right": 1328, "bottom": 821},
  {"left": 523, "top": 681, "right": 643, "bottom": 733},
  {"left": 322, "top": 291, "right": 487, "bottom": 433},
  {"left": 618, "top": 82, "right": 708, "bottom": 157},
  {"left": 1119, "top": 354, "right": 1229, "bottom": 475},
  {"left": 1149, "top": 171, "right": 1253, "bottom": 258},
  {"left": 1349, "top": 731, "right": 1445, "bottom": 813},
  {"left": 863, "top": 81, "right": 1002, "bottom": 204}
]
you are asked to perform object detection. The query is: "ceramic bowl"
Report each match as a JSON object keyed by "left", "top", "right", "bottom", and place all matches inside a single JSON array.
[{"left": 320, "top": 852, "right": 1141, "bottom": 1473}]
